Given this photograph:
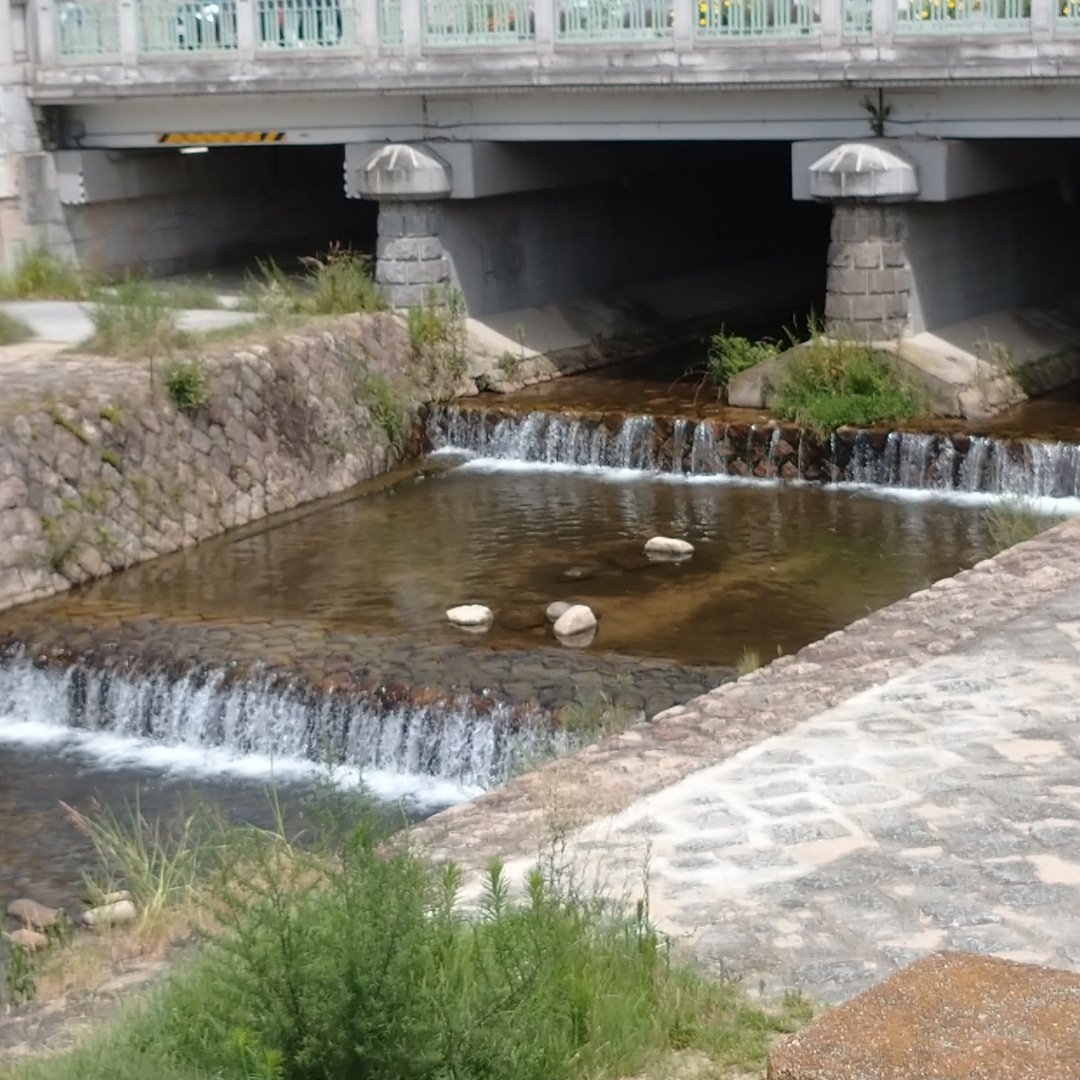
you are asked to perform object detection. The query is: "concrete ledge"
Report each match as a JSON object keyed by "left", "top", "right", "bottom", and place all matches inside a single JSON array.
[{"left": 768, "top": 952, "right": 1080, "bottom": 1080}]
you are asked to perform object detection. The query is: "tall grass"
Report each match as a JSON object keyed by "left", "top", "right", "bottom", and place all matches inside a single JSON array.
[
  {"left": 86, "top": 278, "right": 186, "bottom": 358},
  {"left": 704, "top": 329, "right": 780, "bottom": 397},
  {"left": 983, "top": 496, "right": 1054, "bottom": 554},
  {"left": 0, "top": 248, "right": 90, "bottom": 300},
  {"left": 3, "top": 802, "right": 810, "bottom": 1080},
  {"left": 773, "top": 335, "right": 923, "bottom": 433},
  {"left": 0, "top": 310, "right": 32, "bottom": 345}
]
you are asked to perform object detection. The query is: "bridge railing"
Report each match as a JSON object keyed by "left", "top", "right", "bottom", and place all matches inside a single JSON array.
[{"left": 31, "top": 0, "right": 1073, "bottom": 63}]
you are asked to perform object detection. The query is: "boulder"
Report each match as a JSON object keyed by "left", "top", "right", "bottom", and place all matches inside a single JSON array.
[
  {"left": 555, "top": 627, "right": 596, "bottom": 649},
  {"left": 446, "top": 604, "right": 493, "bottom": 628},
  {"left": 2, "top": 928, "right": 48, "bottom": 954},
  {"left": 6, "top": 898, "right": 58, "bottom": 930},
  {"left": 546, "top": 601, "right": 572, "bottom": 623},
  {"left": 553, "top": 604, "right": 597, "bottom": 638},
  {"left": 644, "top": 537, "right": 694, "bottom": 558},
  {"left": 81, "top": 899, "right": 137, "bottom": 928}
]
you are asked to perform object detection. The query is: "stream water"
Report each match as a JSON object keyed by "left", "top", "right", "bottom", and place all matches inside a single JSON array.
[{"left": 4, "top": 355, "right": 1080, "bottom": 919}]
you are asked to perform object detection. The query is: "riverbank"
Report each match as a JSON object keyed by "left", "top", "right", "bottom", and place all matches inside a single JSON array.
[{"left": 0, "top": 313, "right": 436, "bottom": 613}]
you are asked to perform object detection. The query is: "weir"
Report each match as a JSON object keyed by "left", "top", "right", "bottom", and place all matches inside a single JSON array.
[{"left": 428, "top": 405, "right": 1080, "bottom": 500}]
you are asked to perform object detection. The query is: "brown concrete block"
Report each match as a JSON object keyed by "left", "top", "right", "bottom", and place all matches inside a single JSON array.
[{"left": 768, "top": 952, "right": 1080, "bottom": 1080}]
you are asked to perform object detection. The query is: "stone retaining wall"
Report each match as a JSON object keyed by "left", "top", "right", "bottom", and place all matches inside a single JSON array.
[{"left": 0, "top": 314, "right": 418, "bottom": 613}]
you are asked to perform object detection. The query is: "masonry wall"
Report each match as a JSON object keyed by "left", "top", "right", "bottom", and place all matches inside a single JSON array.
[
  {"left": 0, "top": 315, "right": 414, "bottom": 613},
  {"left": 825, "top": 184, "right": 1080, "bottom": 340}
]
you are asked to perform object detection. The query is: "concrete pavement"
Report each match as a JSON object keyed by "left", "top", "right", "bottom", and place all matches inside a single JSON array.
[{"left": 416, "top": 519, "right": 1080, "bottom": 1002}]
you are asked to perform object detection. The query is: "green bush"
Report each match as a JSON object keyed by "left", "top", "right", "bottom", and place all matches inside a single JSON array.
[
  {"left": 163, "top": 359, "right": 209, "bottom": 411},
  {"left": 705, "top": 329, "right": 780, "bottom": 393},
  {"left": 6, "top": 812, "right": 806, "bottom": 1080},
  {"left": 773, "top": 336, "right": 923, "bottom": 433},
  {"left": 357, "top": 371, "right": 408, "bottom": 449},
  {"left": 0, "top": 310, "right": 32, "bottom": 346},
  {"left": 0, "top": 248, "right": 90, "bottom": 300}
]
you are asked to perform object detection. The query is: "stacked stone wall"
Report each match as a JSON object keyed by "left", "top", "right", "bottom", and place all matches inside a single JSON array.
[
  {"left": 0, "top": 314, "right": 416, "bottom": 613},
  {"left": 824, "top": 204, "right": 913, "bottom": 341}
]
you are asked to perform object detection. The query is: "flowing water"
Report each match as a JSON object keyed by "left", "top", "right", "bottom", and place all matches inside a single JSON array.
[{"left": 5, "top": 383, "right": 1080, "bottom": 917}]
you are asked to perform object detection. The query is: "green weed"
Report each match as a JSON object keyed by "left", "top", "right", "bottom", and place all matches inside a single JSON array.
[
  {"left": 983, "top": 496, "right": 1054, "bottom": 554},
  {"left": 0, "top": 310, "right": 32, "bottom": 345},
  {"left": 303, "top": 244, "right": 384, "bottom": 315},
  {"left": 705, "top": 328, "right": 780, "bottom": 395},
  {"left": 409, "top": 289, "right": 468, "bottom": 400},
  {"left": 99, "top": 404, "right": 123, "bottom": 425},
  {"left": 3, "top": 804, "right": 808, "bottom": 1080},
  {"left": 735, "top": 647, "right": 762, "bottom": 677},
  {"left": 87, "top": 278, "right": 185, "bottom": 358},
  {"left": 356, "top": 371, "right": 408, "bottom": 449},
  {"left": 163, "top": 359, "right": 209, "bottom": 411},
  {"left": 0, "top": 248, "right": 90, "bottom": 300},
  {"left": 45, "top": 406, "right": 91, "bottom": 444},
  {"left": 773, "top": 334, "right": 923, "bottom": 434},
  {"left": 2, "top": 942, "right": 36, "bottom": 1006},
  {"left": 557, "top": 689, "right": 641, "bottom": 739}
]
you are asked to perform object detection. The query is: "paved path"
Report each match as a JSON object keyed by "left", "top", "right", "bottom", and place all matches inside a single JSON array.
[{"left": 416, "top": 520, "right": 1080, "bottom": 1002}]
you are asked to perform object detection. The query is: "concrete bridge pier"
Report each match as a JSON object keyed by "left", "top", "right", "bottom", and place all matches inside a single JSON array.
[{"left": 795, "top": 139, "right": 1080, "bottom": 343}]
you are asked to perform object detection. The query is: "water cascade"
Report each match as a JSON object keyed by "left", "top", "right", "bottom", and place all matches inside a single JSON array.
[
  {"left": 0, "top": 650, "right": 568, "bottom": 792},
  {"left": 429, "top": 406, "right": 1080, "bottom": 499}
]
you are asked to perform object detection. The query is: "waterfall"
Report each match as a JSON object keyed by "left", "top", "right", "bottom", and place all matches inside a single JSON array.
[
  {"left": 0, "top": 654, "right": 568, "bottom": 791},
  {"left": 427, "top": 406, "right": 1080, "bottom": 500}
]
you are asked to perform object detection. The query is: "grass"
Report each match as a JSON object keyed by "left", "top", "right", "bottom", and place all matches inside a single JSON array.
[
  {"left": 242, "top": 246, "right": 384, "bottom": 324},
  {"left": 704, "top": 329, "right": 780, "bottom": 397},
  {"left": 1, "top": 799, "right": 810, "bottom": 1080},
  {"left": 557, "top": 689, "right": 641, "bottom": 739},
  {"left": 0, "top": 248, "right": 90, "bottom": 300},
  {"left": 983, "top": 496, "right": 1054, "bottom": 554},
  {"left": 735, "top": 647, "right": 762, "bottom": 677},
  {"left": 772, "top": 335, "right": 923, "bottom": 434},
  {"left": 356, "top": 370, "right": 408, "bottom": 449},
  {"left": 0, "top": 310, "right": 32, "bottom": 345},
  {"left": 408, "top": 289, "right": 469, "bottom": 400},
  {"left": 85, "top": 278, "right": 187, "bottom": 358}
]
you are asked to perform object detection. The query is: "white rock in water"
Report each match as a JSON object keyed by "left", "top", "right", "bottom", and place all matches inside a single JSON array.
[
  {"left": 81, "top": 899, "right": 137, "bottom": 927},
  {"left": 553, "top": 604, "right": 597, "bottom": 638},
  {"left": 556, "top": 627, "right": 596, "bottom": 649},
  {"left": 644, "top": 537, "right": 694, "bottom": 557},
  {"left": 446, "top": 604, "right": 493, "bottom": 627},
  {"left": 546, "top": 601, "right": 572, "bottom": 623}
]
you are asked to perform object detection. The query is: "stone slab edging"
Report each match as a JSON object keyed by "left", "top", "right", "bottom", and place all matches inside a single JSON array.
[{"left": 412, "top": 516, "right": 1080, "bottom": 872}]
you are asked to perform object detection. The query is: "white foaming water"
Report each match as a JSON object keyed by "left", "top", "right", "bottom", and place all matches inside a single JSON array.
[
  {"left": 0, "top": 658, "right": 567, "bottom": 811},
  {"left": 430, "top": 406, "right": 1080, "bottom": 512}
]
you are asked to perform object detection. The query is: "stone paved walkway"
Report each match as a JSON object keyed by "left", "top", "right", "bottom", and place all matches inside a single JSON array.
[{"left": 415, "top": 518, "right": 1080, "bottom": 1002}]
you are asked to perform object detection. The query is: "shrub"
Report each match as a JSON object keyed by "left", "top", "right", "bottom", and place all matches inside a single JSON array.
[
  {"left": 163, "top": 359, "right": 209, "bottom": 411},
  {"left": 773, "top": 335, "right": 923, "bottom": 434},
  {"left": 408, "top": 289, "right": 468, "bottom": 400},
  {"left": 983, "top": 496, "right": 1054, "bottom": 554},
  {"left": 0, "top": 248, "right": 90, "bottom": 300},
  {"left": 705, "top": 329, "right": 780, "bottom": 393},
  {"left": 6, "top": 809, "right": 808, "bottom": 1080}
]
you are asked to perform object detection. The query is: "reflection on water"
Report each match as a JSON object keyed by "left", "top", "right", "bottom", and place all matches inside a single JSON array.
[{"left": 59, "top": 464, "right": 995, "bottom": 668}]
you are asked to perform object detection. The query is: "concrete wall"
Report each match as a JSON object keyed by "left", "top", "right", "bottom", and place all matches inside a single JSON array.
[
  {"left": 903, "top": 184, "right": 1080, "bottom": 334},
  {"left": 431, "top": 144, "right": 829, "bottom": 317},
  {"left": 62, "top": 146, "right": 377, "bottom": 277}
]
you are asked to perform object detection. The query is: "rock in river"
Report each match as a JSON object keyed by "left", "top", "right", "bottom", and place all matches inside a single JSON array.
[
  {"left": 446, "top": 604, "right": 493, "bottom": 628},
  {"left": 644, "top": 536, "right": 694, "bottom": 558},
  {"left": 546, "top": 601, "right": 572, "bottom": 623},
  {"left": 553, "top": 604, "right": 597, "bottom": 638}
]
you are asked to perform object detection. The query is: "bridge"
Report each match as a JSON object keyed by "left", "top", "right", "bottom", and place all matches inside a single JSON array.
[{"left": 4, "top": 0, "right": 1080, "bottom": 368}]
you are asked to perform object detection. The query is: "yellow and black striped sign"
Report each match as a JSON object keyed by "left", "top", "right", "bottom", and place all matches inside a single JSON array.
[{"left": 157, "top": 131, "right": 285, "bottom": 146}]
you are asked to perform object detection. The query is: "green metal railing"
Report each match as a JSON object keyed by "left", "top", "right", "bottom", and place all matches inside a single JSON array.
[
  {"left": 696, "top": 0, "right": 817, "bottom": 36},
  {"left": 380, "top": 0, "right": 404, "bottom": 40},
  {"left": 895, "top": 0, "right": 1030, "bottom": 32},
  {"left": 256, "top": 0, "right": 355, "bottom": 46},
  {"left": 139, "top": 0, "right": 239, "bottom": 51},
  {"left": 558, "top": 0, "right": 673, "bottom": 40},
  {"left": 56, "top": 1, "right": 122, "bottom": 57},
  {"left": 844, "top": 0, "right": 872, "bottom": 32},
  {"left": 424, "top": 0, "right": 534, "bottom": 43}
]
